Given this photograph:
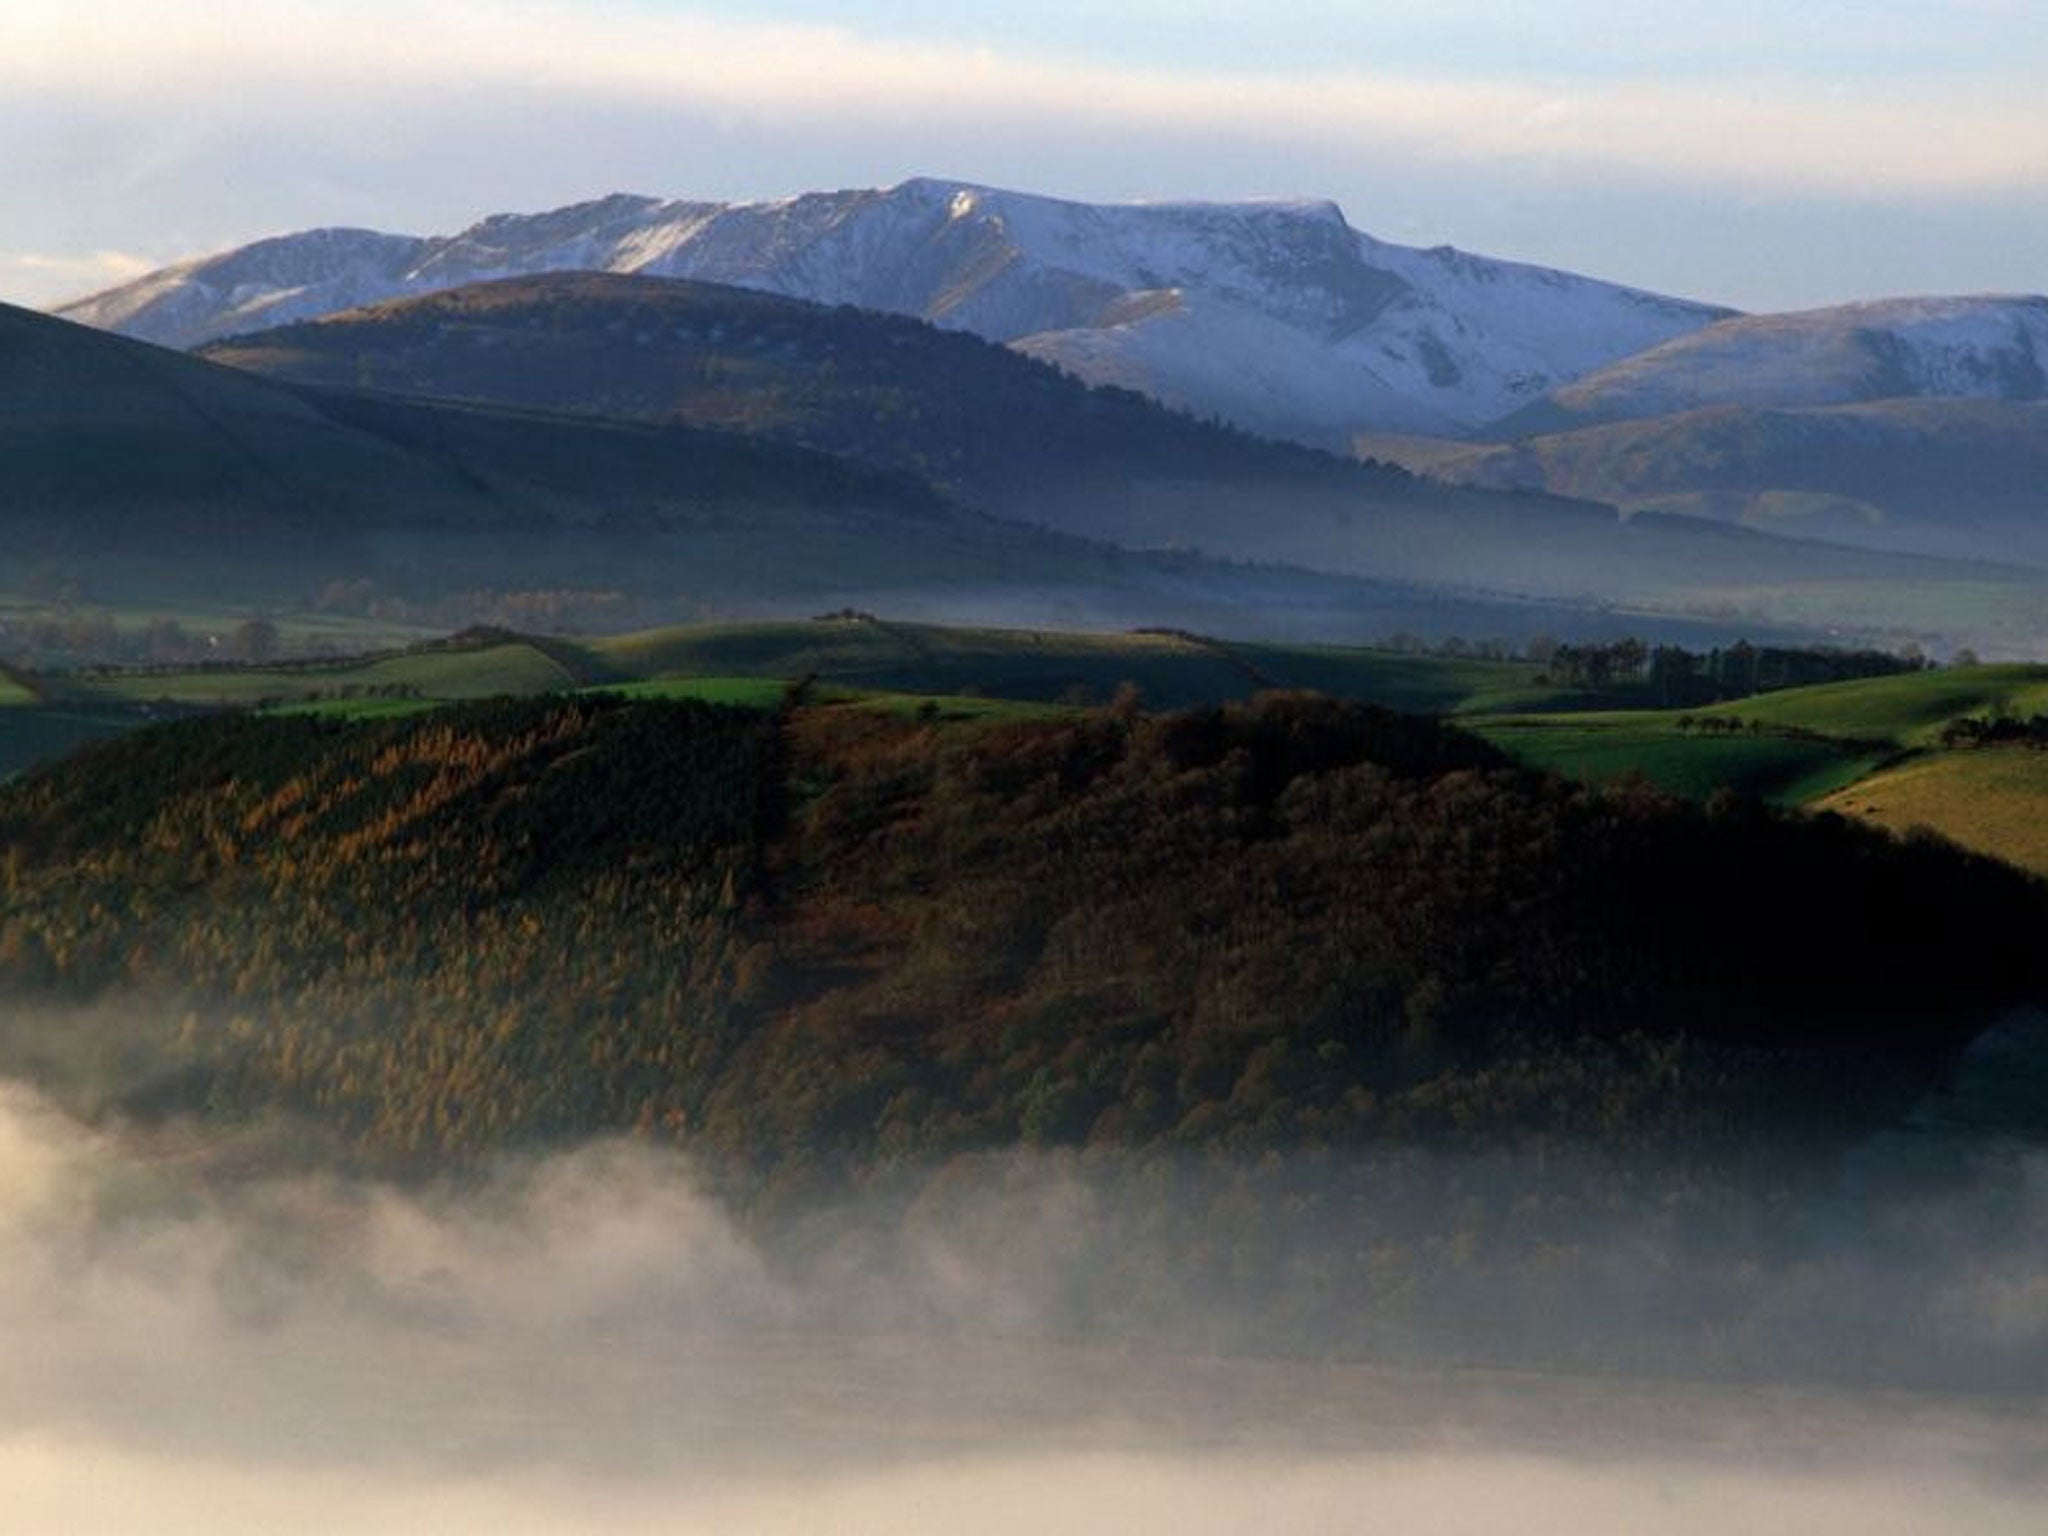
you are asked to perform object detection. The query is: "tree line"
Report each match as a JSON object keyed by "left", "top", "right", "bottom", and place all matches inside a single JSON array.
[{"left": 1541, "top": 638, "right": 1929, "bottom": 703}]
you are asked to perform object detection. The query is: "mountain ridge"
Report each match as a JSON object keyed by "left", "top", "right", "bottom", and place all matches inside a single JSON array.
[
  {"left": 1357, "top": 294, "right": 2048, "bottom": 569},
  {"left": 1361, "top": 397, "right": 2048, "bottom": 566},
  {"left": 1487, "top": 295, "right": 2048, "bottom": 437},
  {"left": 0, "top": 295, "right": 1232, "bottom": 625},
  {"left": 56, "top": 178, "right": 1731, "bottom": 445},
  {"left": 179, "top": 270, "right": 2048, "bottom": 653},
  {"left": 20, "top": 293, "right": 1739, "bottom": 647}
]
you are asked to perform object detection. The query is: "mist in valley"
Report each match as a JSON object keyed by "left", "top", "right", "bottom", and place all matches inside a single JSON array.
[{"left": 3, "top": 1004, "right": 2045, "bottom": 1535}]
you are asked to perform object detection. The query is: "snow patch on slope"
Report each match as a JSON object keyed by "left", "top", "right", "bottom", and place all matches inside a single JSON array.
[
  {"left": 1519, "top": 296, "right": 2048, "bottom": 428},
  {"left": 57, "top": 179, "right": 1731, "bottom": 441}
]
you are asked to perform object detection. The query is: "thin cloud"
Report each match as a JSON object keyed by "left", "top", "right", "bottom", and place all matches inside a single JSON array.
[
  {"left": 4, "top": 1, "right": 2044, "bottom": 198},
  {"left": 0, "top": 252, "right": 159, "bottom": 309}
]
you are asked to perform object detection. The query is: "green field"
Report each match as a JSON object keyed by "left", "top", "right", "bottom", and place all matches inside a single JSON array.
[
  {"left": 4, "top": 620, "right": 1568, "bottom": 780},
  {"left": 601, "top": 675, "right": 1067, "bottom": 721},
  {"left": 15, "top": 616, "right": 1633, "bottom": 724},
  {"left": 576, "top": 676, "right": 796, "bottom": 709},
  {"left": 591, "top": 619, "right": 1262, "bottom": 706},
  {"left": 1468, "top": 665, "right": 2048, "bottom": 865},
  {"left": 15, "top": 623, "right": 2048, "bottom": 871},
  {"left": 1473, "top": 714, "right": 1889, "bottom": 804},
  {"left": 54, "top": 641, "right": 582, "bottom": 707},
  {"left": 1717, "top": 664, "right": 2048, "bottom": 746},
  {"left": 1471, "top": 664, "right": 2048, "bottom": 808},
  {"left": 583, "top": 617, "right": 1576, "bottom": 714}
]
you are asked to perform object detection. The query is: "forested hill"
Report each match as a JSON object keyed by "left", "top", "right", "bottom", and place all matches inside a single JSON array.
[{"left": 1, "top": 692, "right": 2041, "bottom": 1178}]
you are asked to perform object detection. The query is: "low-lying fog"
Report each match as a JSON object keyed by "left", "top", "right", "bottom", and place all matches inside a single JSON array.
[{"left": 3, "top": 1067, "right": 2044, "bottom": 1535}]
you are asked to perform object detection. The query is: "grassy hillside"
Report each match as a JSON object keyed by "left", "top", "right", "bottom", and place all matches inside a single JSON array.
[
  {"left": 1465, "top": 665, "right": 2048, "bottom": 865},
  {"left": 586, "top": 618, "right": 1559, "bottom": 712},
  {"left": 22, "top": 625, "right": 2048, "bottom": 866},
  {"left": 1718, "top": 664, "right": 2048, "bottom": 745},
  {"left": 1472, "top": 714, "right": 1887, "bottom": 804},
  {"left": 1816, "top": 750, "right": 2048, "bottom": 877},
  {"left": 2, "top": 620, "right": 1573, "bottom": 778},
  {"left": 24, "top": 619, "right": 1565, "bottom": 717},
  {"left": 2, "top": 692, "right": 2040, "bottom": 1177},
  {"left": 51, "top": 639, "right": 584, "bottom": 707}
]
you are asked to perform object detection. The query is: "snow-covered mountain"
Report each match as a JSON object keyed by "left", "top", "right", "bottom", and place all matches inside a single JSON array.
[
  {"left": 1493, "top": 296, "right": 2048, "bottom": 435},
  {"left": 55, "top": 179, "right": 1731, "bottom": 444}
]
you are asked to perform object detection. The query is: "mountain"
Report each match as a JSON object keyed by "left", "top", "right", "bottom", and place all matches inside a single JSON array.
[
  {"left": 1352, "top": 295, "right": 2048, "bottom": 569},
  {"left": 2, "top": 296, "right": 1376, "bottom": 632},
  {"left": 56, "top": 178, "right": 1730, "bottom": 445},
  {"left": 181, "top": 270, "right": 2048, "bottom": 654},
  {"left": 27, "top": 294, "right": 1791, "bottom": 648},
  {"left": 1360, "top": 398, "right": 2048, "bottom": 565},
  {"left": 1487, "top": 296, "right": 2048, "bottom": 436},
  {"left": 196, "top": 270, "right": 1381, "bottom": 523}
]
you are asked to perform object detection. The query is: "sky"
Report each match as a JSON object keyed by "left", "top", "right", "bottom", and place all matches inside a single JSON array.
[{"left": 3, "top": 0, "right": 2044, "bottom": 313}]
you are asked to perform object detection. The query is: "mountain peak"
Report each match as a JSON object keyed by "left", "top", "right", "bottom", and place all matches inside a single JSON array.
[{"left": 55, "top": 178, "right": 1727, "bottom": 440}]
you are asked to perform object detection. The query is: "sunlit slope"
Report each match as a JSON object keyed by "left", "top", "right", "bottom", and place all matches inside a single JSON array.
[
  {"left": 1816, "top": 751, "right": 2048, "bottom": 878},
  {"left": 1476, "top": 665, "right": 2048, "bottom": 858},
  {"left": 1472, "top": 665, "right": 2048, "bottom": 802},
  {"left": 1718, "top": 664, "right": 2048, "bottom": 744},
  {"left": 30, "top": 624, "right": 2048, "bottom": 830}
]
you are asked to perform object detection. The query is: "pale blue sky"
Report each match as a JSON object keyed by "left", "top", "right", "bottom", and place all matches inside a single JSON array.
[
  {"left": 706, "top": 0, "right": 2044, "bottom": 80},
  {"left": 3, "top": 1, "right": 2043, "bottom": 313}
]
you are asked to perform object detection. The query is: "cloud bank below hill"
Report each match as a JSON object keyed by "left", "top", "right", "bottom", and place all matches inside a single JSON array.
[{"left": 0, "top": 1057, "right": 2045, "bottom": 1534}]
